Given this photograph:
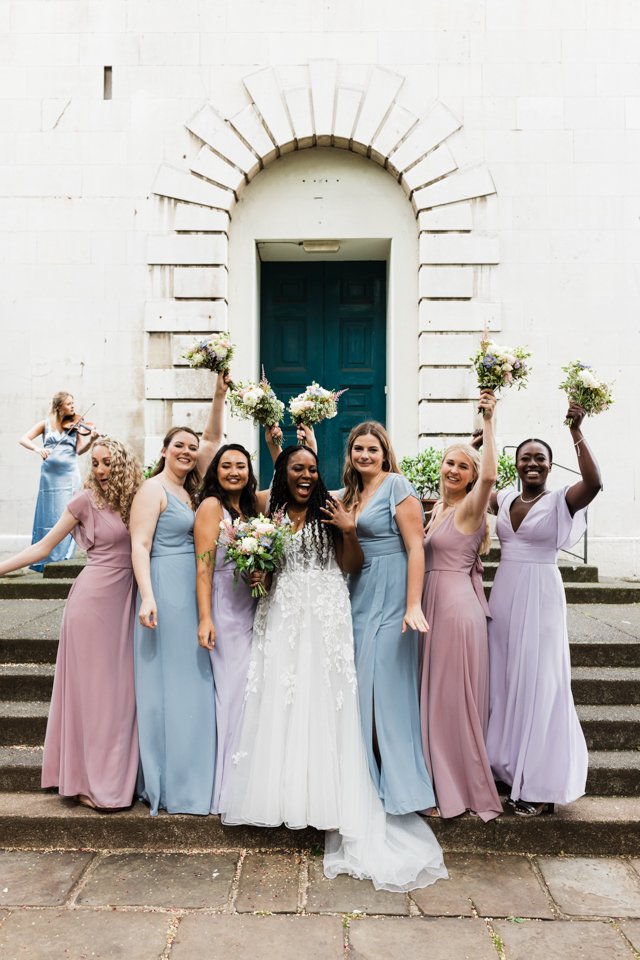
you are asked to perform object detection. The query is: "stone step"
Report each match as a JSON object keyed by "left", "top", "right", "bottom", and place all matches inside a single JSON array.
[
  {"left": 570, "top": 666, "right": 640, "bottom": 705},
  {"left": 0, "top": 792, "right": 637, "bottom": 856},
  {"left": 0, "top": 701, "right": 48, "bottom": 745},
  {"left": 577, "top": 705, "right": 640, "bottom": 751},
  {"left": 482, "top": 562, "right": 599, "bottom": 584},
  {"left": 0, "top": 664, "right": 55, "bottom": 701},
  {"left": 0, "top": 578, "right": 75, "bottom": 600},
  {"left": 1, "top": 745, "right": 636, "bottom": 797},
  {"left": 43, "top": 560, "right": 85, "bottom": 579}
]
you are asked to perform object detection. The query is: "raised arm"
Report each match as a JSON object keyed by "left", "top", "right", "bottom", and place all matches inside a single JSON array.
[
  {"left": 0, "top": 509, "right": 78, "bottom": 577},
  {"left": 395, "top": 495, "right": 430, "bottom": 634},
  {"left": 197, "top": 371, "right": 230, "bottom": 475},
  {"left": 129, "top": 480, "right": 164, "bottom": 629},
  {"left": 194, "top": 497, "right": 224, "bottom": 650},
  {"left": 265, "top": 425, "right": 283, "bottom": 464},
  {"left": 75, "top": 428, "right": 99, "bottom": 457},
  {"left": 460, "top": 390, "right": 498, "bottom": 528},
  {"left": 469, "top": 427, "right": 499, "bottom": 514},
  {"left": 19, "top": 421, "right": 47, "bottom": 460},
  {"left": 564, "top": 404, "right": 602, "bottom": 516}
]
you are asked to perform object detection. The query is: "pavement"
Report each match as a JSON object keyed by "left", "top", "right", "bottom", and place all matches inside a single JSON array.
[{"left": 1, "top": 849, "right": 640, "bottom": 958}]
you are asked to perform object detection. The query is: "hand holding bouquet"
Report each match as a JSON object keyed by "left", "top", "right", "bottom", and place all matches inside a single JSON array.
[
  {"left": 183, "top": 333, "right": 235, "bottom": 376},
  {"left": 219, "top": 511, "right": 292, "bottom": 597},
  {"left": 559, "top": 361, "right": 613, "bottom": 427},
  {"left": 288, "top": 382, "right": 347, "bottom": 444},
  {"left": 471, "top": 335, "right": 531, "bottom": 416},
  {"left": 229, "top": 370, "right": 285, "bottom": 444}
]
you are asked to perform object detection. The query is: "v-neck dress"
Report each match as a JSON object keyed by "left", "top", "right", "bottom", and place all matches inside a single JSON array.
[
  {"left": 41, "top": 491, "right": 138, "bottom": 807},
  {"left": 486, "top": 487, "right": 588, "bottom": 804},
  {"left": 30, "top": 419, "right": 81, "bottom": 571},
  {"left": 134, "top": 491, "right": 216, "bottom": 815},
  {"left": 347, "top": 474, "right": 436, "bottom": 816},
  {"left": 420, "top": 509, "right": 502, "bottom": 821}
]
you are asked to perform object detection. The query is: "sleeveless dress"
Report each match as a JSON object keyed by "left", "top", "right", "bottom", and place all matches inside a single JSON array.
[
  {"left": 134, "top": 492, "right": 216, "bottom": 815},
  {"left": 221, "top": 527, "right": 448, "bottom": 892},
  {"left": 487, "top": 487, "right": 588, "bottom": 804},
  {"left": 420, "top": 510, "right": 502, "bottom": 821},
  {"left": 348, "top": 474, "right": 435, "bottom": 815},
  {"left": 30, "top": 420, "right": 81, "bottom": 571},
  {"left": 41, "top": 491, "right": 138, "bottom": 807},
  {"left": 209, "top": 507, "right": 257, "bottom": 814}
]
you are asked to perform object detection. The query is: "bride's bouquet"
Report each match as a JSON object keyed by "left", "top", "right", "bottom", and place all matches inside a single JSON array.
[
  {"left": 219, "top": 511, "right": 292, "bottom": 597},
  {"left": 229, "top": 371, "right": 285, "bottom": 443},
  {"left": 471, "top": 336, "right": 532, "bottom": 393},
  {"left": 182, "top": 332, "right": 235, "bottom": 374},
  {"left": 559, "top": 360, "right": 614, "bottom": 426},
  {"left": 288, "top": 382, "right": 347, "bottom": 443}
]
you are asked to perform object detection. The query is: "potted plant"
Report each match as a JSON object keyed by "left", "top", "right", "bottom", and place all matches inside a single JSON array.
[{"left": 400, "top": 448, "right": 443, "bottom": 522}]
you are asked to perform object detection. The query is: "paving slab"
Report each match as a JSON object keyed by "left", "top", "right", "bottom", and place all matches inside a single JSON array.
[
  {"left": 620, "top": 919, "right": 640, "bottom": 952},
  {"left": 631, "top": 858, "right": 640, "bottom": 878},
  {"left": 493, "top": 918, "right": 634, "bottom": 960},
  {"left": 0, "top": 850, "right": 91, "bottom": 906},
  {"left": 410, "top": 853, "right": 554, "bottom": 919},
  {"left": 0, "top": 601, "right": 64, "bottom": 639},
  {"left": 235, "top": 852, "right": 300, "bottom": 913},
  {"left": 348, "top": 916, "right": 497, "bottom": 959},
  {"left": 76, "top": 851, "right": 238, "bottom": 909},
  {"left": 537, "top": 857, "right": 640, "bottom": 917},
  {"left": 172, "top": 914, "right": 344, "bottom": 959},
  {"left": 0, "top": 908, "right": 171, "bottom": 960},
  {"left": 305, "top": 856, "right": 408, "bottom": 915}
]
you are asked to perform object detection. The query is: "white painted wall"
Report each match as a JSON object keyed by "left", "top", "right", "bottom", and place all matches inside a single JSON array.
[{"left": 0, "top": 0, "right": 638, "bottom": 576}]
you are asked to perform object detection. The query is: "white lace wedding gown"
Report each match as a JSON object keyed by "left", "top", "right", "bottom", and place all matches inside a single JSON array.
[{"left": 221, "top": 528, "right": 447, "bottom": 892}]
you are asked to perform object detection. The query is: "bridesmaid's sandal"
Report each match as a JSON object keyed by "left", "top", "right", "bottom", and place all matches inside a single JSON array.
[
  {"left": 513, "top": 800, "right": 554, "bottom": 817},
  {"left": 76, "top": 794, "right": 97, "bottom": 810},
  {"left": 421, "top": 807, "right": 441, "bottom": 818}
]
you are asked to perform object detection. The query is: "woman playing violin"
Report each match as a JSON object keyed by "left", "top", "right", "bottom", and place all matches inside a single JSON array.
[{"left": 19, "top": 391, "right": 99, "bottom": 571}]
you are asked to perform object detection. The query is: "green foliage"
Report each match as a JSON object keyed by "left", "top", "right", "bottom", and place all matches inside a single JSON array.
[
  {"left": 496, "top": 452, "right": 517, "bottom": 491},
  {"left": 143, "top": 460, "right": 158, "bottom": 479}
]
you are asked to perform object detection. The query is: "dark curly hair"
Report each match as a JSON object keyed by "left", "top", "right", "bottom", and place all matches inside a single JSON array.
[
  {"left": 270, "top": 445, "right": 336, "bottom": 565},
  {"left": 198, "top": 443, "right": 258, "bottom": 520}
]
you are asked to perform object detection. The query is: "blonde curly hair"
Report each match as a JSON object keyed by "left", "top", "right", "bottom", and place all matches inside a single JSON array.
[{"left": 84, "top": 438, "right": 144, "bottom": 528}]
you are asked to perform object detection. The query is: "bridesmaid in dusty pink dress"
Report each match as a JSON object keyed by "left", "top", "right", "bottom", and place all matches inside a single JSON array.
[
  {"left": 486, "top": 403, "right": 602, "bottom": 816},
  {"left": 419, "top": 391, "right": 502, "bottom": 821},
  {"left": 0, "top": 438, "right": 143, "bottom": 809}
]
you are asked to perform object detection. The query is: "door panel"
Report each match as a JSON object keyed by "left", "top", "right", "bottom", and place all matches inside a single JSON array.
[{"left": 260, "top": 261, "right": 386, "bottom": 489}]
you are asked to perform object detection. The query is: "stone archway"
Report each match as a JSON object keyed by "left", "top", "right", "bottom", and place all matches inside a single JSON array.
[{"left": 144, "top": 61, "right": 500, "bottom": 460}]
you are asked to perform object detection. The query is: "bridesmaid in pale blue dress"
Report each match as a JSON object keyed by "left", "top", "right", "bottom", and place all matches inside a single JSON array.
[
  {"left": 340, "top": 422, "right": 435, "bottom": 816},
  {"left": 19, "top": 392, "right": 95, "bottom": 571},
  {"left": 130, "top": 426, "right": 217, "bottom": 815}
]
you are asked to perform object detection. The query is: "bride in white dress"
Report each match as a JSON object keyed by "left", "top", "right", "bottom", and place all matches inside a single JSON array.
[{"left": 221, "top": 445, "right": 447, "bottom": 892}]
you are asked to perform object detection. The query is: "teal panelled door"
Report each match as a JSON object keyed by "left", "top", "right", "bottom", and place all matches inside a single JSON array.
[{"left": 260, "top": 261, "right": 386, "bottom": 489}]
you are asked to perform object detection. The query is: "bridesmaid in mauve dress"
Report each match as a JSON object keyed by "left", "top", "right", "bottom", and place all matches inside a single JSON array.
[
  {"left": 194, "top": 444, "right": 260, "bottom": 814},
  {"left": 341, "top": 422, "right": 435, "bottom": 816},
  {"left": 486, "top": 403, "right": 602, "bottom": 816},
  {"left": 0, "top": 438, "right": 142, "bottom": 808},
  {"left": 419, "top": 391, "right": 502, "bottom": 821},
  {"left": 131, "top": 427, "right": 217, "bottom": 816}
]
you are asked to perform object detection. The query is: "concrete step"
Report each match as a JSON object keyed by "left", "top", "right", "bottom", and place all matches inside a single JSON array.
[
  {"left": 43, "top": 560, "right": 85, "bottom": 579},
  {"left": 0, "top": 701, "right": 48, "bottom": 745},
  {"left": 0, "top": 792, "right": 637, "bottom": 856},
  {"left": 0, "top": 577, "right": 75, "bottom": 600},
  {"left": 0, "top": 664, "right": 54, "bottom": 701},
  {"left": 483, "top": 562, "right": 599, "bottom": 584},
  {"left": 577, "top": 705, "right": 640, "bottom": 751},
  {"left": 570, "top": 666, "right": 640, "bottom": 705}
]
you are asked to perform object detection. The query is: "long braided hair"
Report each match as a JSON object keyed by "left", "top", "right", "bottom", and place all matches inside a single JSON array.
[
  {"left": 269, "top": 446, "right": 336, "bottom": 565},
  {"left": 198, "top": 443, "right": 258, "bottom": 520}
]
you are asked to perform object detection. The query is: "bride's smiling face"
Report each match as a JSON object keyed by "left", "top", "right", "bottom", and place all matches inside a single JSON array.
[{"left": 286, "top": 449, "right": 318, "bottom": 506}]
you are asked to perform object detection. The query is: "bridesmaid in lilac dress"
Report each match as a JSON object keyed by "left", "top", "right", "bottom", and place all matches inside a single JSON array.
[
  {"left": 419, "top": 391, "right": 502, "bottom": 821},
  {"left": 194, "top": 444, "right": 260, "bottom": 814},
  {"left": 0, "top": 438, "right": 142, "bottom": 808},
  {"left": 486, "top": 404, "right": 602, "bottom": 816}
]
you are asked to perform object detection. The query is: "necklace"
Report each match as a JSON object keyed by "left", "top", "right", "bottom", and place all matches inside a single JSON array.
[{"left": 519, "top": 490, "right": 547, "bottom": 504}]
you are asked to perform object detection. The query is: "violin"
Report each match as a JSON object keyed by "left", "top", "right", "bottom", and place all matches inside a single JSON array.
[{"left": 61, "top": 413, "right": 97, "bottom": 437}]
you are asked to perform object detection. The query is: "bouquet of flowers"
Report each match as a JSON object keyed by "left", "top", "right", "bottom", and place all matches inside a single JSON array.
[
  {"left": 471, "top": 336, "right": 532, "bottom": 393},
  {"left": 288, "top": 382, "right": 347, "bottom": 443},
  {"left": 218, "top": 511, "right": 292, "bottom": 597},
  {"left": 182, "top": 332, "right": 235, "bottom": 374},
  {"left": 229, "top": 370, "right": 285, "bottom": 443},
  {"left": 558, "top": 361, "right": 614, "bottom": 426}
]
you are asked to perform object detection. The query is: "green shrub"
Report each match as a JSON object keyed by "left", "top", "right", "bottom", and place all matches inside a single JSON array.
[{"left": 400, "top": 448, "right": 517, "bottom": 497}]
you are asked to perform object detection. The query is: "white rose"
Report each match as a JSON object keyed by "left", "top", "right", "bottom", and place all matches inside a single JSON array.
[
  {"left": 253, "top": 521, "right": 275, "bottom": 535},
  {"left": 243, "top": 388, "right": 262, "bottom": 408},
  {"left": 239, "top": 536, "right": 259, "bottom": 554},
  {"left": 578, "top": 370, "right": 600, "bottom": 389}
]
